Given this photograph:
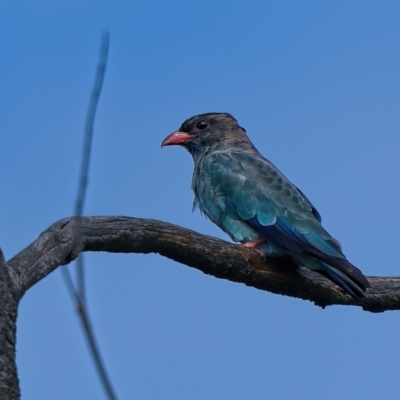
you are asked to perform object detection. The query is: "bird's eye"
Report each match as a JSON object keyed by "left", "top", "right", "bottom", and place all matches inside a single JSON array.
[{"left": 196, "top": 120, "right": 208, "bottom": 130}]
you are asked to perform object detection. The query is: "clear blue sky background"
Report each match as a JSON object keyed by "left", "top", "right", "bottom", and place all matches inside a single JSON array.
[{"left": 1, "top": 1, "right": 400, "bottom": 399}]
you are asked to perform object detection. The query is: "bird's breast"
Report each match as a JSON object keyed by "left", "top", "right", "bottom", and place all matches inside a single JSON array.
[{"left": 191, "top": 161, "right": 261, "bottom": 244}]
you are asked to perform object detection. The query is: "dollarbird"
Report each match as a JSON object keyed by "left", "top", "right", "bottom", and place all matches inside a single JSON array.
[{"left": 161, "top": 112, "right": 370, "bottom": 299}]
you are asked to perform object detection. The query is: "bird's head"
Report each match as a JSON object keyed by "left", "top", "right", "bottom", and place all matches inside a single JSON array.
[{"left": 161, "top": 113, "right": 251, "bottom": 159}]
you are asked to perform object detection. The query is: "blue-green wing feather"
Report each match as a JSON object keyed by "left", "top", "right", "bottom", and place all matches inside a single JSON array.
[
  {"left": 203, "top": 151, "right": 331, "bottom": 251},
  {"left": 200, "top": 151, "right": 369, "bottom": 296}
]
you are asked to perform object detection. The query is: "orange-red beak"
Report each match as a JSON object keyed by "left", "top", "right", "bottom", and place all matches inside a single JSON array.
[{"left": 161, "top": 131, "right": 191, "bottom": 147}]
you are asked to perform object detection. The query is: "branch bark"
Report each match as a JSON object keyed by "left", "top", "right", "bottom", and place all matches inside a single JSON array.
[
  {"left": 2, "top": 215, "right": 400, "bottom": 398},
  {"left": 7, "top": 216, "right": 400, "bottom": 312},
  {"left": 0, "top": 249, "right": 20, "bottom": 400}
]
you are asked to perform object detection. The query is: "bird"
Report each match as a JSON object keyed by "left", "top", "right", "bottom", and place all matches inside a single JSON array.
[{"left": 161, "top": 112, "right": 370, "bottom": 300}]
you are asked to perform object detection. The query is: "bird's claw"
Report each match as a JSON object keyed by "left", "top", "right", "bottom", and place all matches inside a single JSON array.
[{"left": 241, "top": 239, "right": 266, "bottom": 259}]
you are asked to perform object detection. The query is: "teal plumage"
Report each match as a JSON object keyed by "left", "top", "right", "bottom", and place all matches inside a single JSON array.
[{"left": 162, "top": 113, "right": 370, "bottom": 299}]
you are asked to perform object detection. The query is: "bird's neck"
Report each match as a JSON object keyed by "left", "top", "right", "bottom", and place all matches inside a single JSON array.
[{"left": 189, "top": 139, "right": 259, "bottom": 163}]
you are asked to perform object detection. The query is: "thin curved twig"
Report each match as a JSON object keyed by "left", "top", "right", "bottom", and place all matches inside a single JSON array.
[{"left": 59, "top": 31, "right": 118, "bottom": 400}]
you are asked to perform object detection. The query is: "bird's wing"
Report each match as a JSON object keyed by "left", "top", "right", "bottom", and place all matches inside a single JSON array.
[
  {"left": 202, "top": 150, "right": 370, "bottom": 297},
  {"left": 203, "top": 151, "right": 346, "bottom": 259}
]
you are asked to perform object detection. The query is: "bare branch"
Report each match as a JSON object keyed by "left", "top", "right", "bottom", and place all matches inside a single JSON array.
[
  {"left": 7, "top": 216, "right": 400, "bottom": 313},
  {"left": 0, "top": 248, "right": 20, "bottom": 400},
  {"left": 60, "top": 31, "right": 117, "bottom": 400}
]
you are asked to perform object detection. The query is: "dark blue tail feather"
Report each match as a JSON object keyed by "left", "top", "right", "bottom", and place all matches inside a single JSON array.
[{"left": 323, "top": 264, "right": 367, "bottom": 300}]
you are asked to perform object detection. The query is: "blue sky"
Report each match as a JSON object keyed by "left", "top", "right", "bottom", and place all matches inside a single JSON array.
[{"left": 1, "top": 1, "right": 400, "bottom": 399}]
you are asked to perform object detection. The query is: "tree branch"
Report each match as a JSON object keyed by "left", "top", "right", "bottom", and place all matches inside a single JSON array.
[
  {"left": 0, "top": 248, "right": 20, "bottom": 399},
  {"left": 7, "top": 216, "right": 400, "bottom": 313},
  {"left": 66, "top": 31, "right": 118, "bottom": 400}
]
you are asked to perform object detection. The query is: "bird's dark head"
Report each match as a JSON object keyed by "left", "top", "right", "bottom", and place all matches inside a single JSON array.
[{"left": 161, "top": 113, "right": 251, "bottom": 159}]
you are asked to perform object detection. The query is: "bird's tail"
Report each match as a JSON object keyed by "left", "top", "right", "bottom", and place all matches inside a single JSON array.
[{"left": 320, "top": 262, "right": 370, "bottom": 300}]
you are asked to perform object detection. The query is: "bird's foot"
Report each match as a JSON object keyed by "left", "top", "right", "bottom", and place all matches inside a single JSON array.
[{"left": 241, "top": 239, "right": 266, "bottom": 259}]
